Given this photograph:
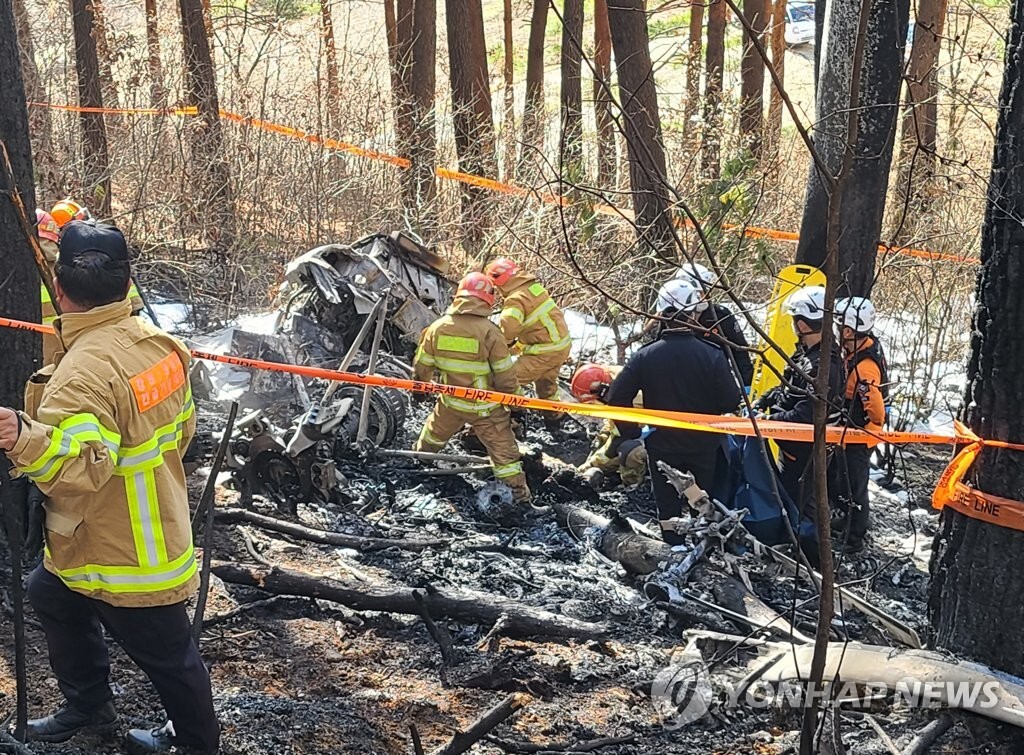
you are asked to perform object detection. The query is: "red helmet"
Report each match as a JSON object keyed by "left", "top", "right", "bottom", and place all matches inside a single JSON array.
[
  {"left": 36, "top": 208, "right": 59, "bottom": 243},
  {"left": 570, "top": 363, "right": 614, "bottom": 403},
  {"left": 484, "top": 257, "right": 520, "bottom": 287},
  {"left": 456, "top": 272, "right": 496, "bottom": 307}
]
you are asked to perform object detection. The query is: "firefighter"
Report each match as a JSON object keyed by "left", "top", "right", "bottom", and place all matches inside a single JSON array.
[
  {"left": 569, "top": 364, "right": 647, "bottom": 488},
  {"left": 413, "top": 272, "right": 532, "bottom": 504},
  {"left": 756, "top": 286, "right": 844, "bottom": 540},
  {"left": 484, "top": 258, "right": 572, "bottom": 425},
  {"left": 50, "top": 200, "right": 146, "bottom": 319},
  {"left": 675, "top": 262, "right": 754, "bottom": 390},
  {"left": 0, "top": 220, "right": 219, "bottom": 754},
  {"left": 605, "top": 278, "right": 742, "bottom": 544},
  {"left": 834, "top": 296, "right": 887, "bottom": 553},
  {"left": 36, "top": 209, "right": 62, "bottom": 364}
]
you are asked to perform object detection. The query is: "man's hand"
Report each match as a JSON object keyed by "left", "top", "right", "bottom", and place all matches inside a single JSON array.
[{"left": 0, "top": 408, "right": 21, "bottom": 451}]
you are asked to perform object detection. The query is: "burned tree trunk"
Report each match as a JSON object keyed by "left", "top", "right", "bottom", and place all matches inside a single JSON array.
[
  {"left": 794, "top": 0, "right": 909, "bottom": 297},
  {"left": 766, "top": 0, "right": 786, "bottom": 161},
  {"left": 90, "top": 0, "right": 119, "bottom": 111},
  {"left": 893, "top": 0, "right": 948, "bottom": 241},
  {"left": 703, "top": 0, "right": 726, "bottom": 178},
  {"left": 446, "top": 0, "right": 496, "bottom": 251},
  {"left": 408, "top": 0, "right": 437, "bottom": 234},
  {"left": 607, "top": 0, "right": 676, "bottom": 263},
  {"left": 594, "top": 0, "right": 616, "bottom": 188},
  {"left": 12, "top": 0, "right": 55, "bottom": 194},
  {"left": 320, "top": 0, "right": 341, "bottom": 127},
  {"left": 740, "top": 0, "right": 767, "bottom": 158},
  {"left": 518, "top": 0, "right": 548, "bottom": 177},
  {"left": 0, "top": 0, "right": 41, "bottom": 404},
  {"left": 384, "top": 0, "right": 399, "bottom": 87},
  {"left": 71, "top": 0, "right": 112, "bottom": 217},
  {"left": 559, "top": 0, "right": 584, "bottom": 182},
  {"left": 144, "top": 0, "right": 166, "bottom": 107},
  {"left": 179, "top": 0, "right": 235, "bottom": 253},
  {"left": 683, "top": 0, "right": 704, "bottom": 143},
  {"left": 929, "top": 0, "right": 1024, "bottom": 673},
  {"left": 392, "top": 0, "right": 415, "bottom": 164},
  {"left": 501, "top": 0, "right": 514, "bottom": 180}
]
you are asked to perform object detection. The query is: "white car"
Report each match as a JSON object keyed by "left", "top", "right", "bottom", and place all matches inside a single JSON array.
[{"left": 785, "top": 2, "right": 816, "bottom": 46}]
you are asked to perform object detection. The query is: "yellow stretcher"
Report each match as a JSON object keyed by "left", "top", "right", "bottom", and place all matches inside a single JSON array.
[{"left": 749, "top": 264, "right": 827, "bottom": 402}]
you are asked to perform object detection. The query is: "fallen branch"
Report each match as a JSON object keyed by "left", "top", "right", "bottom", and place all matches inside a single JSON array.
[
  {"left": 862, "top": 713, "right": 900, "bottom": 755},
  {"left": 212, "top": 562, "right": 609, "bottom": 639},
  {"left": 376, "top": 449, "right": 489, "bottom": 465},
  {"left": 413, "top": 589, "right": 455, "bottom": 666},
  {"left": 487, "top": 733, "right": 636, "bottom": 752},
  {"left": 433, "top": 694, "right": 531, "bottom": 755},
  {"left": 900, "top": 713, "right": 955, "bottom": 755},
  {"left": 214, "top": 507, "right": 449, "bottom": 552},
  {"left": 410, "top": 723, "right": 426, "bottom": 755},
  {"left": 237, "top": 526, "right": 270, "bottom": 566},
  {"left": 477, "top": 614, "right": 511, "bottom": 653},
  {"left": 201, "top": 595, "right": 302, "bottom": 629}
]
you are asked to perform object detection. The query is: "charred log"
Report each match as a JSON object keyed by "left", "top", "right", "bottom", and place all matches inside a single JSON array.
[{"left": 211, "top": 562, "right": 610, "bottom": 639}]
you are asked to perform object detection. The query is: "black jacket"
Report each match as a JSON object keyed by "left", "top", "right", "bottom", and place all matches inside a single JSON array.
[
  {"left": 606, "top": 329, "right": 742, "bottom": 456},
  {"left": 699, "top": 303, "right": 754, "bottom": 389},
  {"left": 761, "top": 340, "right": 845, "bottom": 453}
]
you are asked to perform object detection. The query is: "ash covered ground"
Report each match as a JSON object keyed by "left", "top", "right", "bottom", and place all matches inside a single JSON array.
[{"left": 0, "top": 401, "right": 1011, "bottom": 755}]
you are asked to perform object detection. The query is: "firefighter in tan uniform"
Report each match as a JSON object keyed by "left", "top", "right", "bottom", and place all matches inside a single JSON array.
[
  {"left": 413, "top": 272, "right": 531, "bottom": 504},
  {"left": 569, "top": 363, "right": 647, "bottom": 487},
  {"left": 0, "top": 221, "right": 219, "bottom": 754},
  {"left": 484, "top": 258, "right": 571, "bottom": 421}
]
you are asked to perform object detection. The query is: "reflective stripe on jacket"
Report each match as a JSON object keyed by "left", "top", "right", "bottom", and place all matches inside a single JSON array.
[
  {"left": 413, "top": 296, "right": 518, "bottom": 416},
  {"left": 10, "top": 298, "right": 198, "bottom": 607},
  {"left": 497, "top": 273, "right": 571, "bottom": 355}
]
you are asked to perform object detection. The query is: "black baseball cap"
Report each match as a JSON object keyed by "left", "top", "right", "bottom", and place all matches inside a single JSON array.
[{"left": 59, "top": 220, "right": 129, "bottom": 264}]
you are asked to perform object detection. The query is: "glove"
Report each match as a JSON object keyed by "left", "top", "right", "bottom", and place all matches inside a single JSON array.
[
  {"left": 24, "top": 483, "right": 45, "bottom": 562},
  {"left": 3, "top": 476, "right": 45, "bottom": 563}
]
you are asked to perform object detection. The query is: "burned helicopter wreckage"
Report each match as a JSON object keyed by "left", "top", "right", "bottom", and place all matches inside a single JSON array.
[{"left": 187, "top": 232, "right": 454, "bottom": 509}]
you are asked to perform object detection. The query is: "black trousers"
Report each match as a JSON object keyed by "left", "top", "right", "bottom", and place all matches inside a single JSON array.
[
  {"left": 835, "top": 445, "right": 871, "bottom": 545},
  {"left": 648, "top": 447, "right": 717, "bottom": 544},
  {"left": 777, "top": 444, "right": 814, "bottom": 520},
  {"left": 27, "top": 566, "right": 219, "bottom": 751}
]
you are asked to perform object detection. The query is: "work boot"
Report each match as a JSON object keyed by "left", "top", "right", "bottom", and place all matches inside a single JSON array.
[
  {"left": 126, "top": 722, "right": 215, "bottom": 755},
  {"left": 508, "top": 478, "right": 533, "bottom": 505},
  {"left": 27, "top": 700, "right": 118, "bottom": 743},
  {"left": 841, "top": 538, "right": 865, "bottom": 555}
]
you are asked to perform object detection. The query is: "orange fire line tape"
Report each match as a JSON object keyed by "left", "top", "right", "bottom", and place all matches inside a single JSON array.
[
  {"left": 0, "top": 314, "right": 992, "bottom": 448},
  {"left": 29, "top": 101, "right": 980, "bottom": 265}
]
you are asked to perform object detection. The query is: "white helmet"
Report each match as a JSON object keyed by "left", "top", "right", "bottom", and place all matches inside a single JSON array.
[
  {"left": 674, "top": 262, "right": 717, "bottom": 288},
  {"left": 783, "top": 285, "right": 827, "bottom": 321},
  {"left": 835, "top": 296, "right": 875, "bottom": 333},
  {"left": 656, "top": 278, "right": 709, "bottom": 314}
]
